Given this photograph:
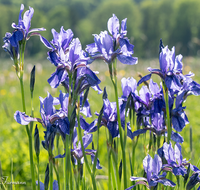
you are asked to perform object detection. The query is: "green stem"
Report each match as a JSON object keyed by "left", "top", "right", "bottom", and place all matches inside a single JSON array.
[
  {"left": 37, "top": 156, "right": 40, "bottom": 190},
  {"left": 111, "top": 158, "right": 117, "bottom": 190},
  {"left": 162, "top": 82, "right": 171, "bottom": 143},
  {"left": 64, "top": 73, "right": 72, "bottom": 190},
  {"left": 110, "top": 60, "right": 127, "bottom": 189},
  {"left": 17, "top": 40, "right": 36, "bottom": 190},
  {"left": 49, "top": 136, "right": 54, "bottom": 190},
  {"left": 64, "top": 135, "right": 70, "bottom": 190},
  {"left": 77, "top": 103, "right": 97, "bottom": 190},
  {"left": 49, "top": 158, "right": 53, "bottom": 190},
  {"left": 108, "top": 149, "right": 112, "bottom": 190},
  {"left": 53, "top": 161, "right": 60, "bottom": 190},
  {"left": 111, "top": 150, "right": 120, "bottom": 190},
  {"left": 19, "top": 77, "right": 36, "bottom": 190}
]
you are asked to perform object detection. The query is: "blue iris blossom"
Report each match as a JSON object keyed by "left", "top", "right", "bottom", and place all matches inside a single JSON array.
[
  {"left": 86, "top": 14, "right": 138, "bottom": 65},
  {"left": 3, "top": 4, "right": 45, "bottom": 62},
  {"left": 55, "top": 128, "right": 102, "bottom": 169},
  {"left": 11, "top": 4, "right": 46, "bottom": 39},
  {"left": 120, "top": 77, "right": 184, "bottom": 143},
  {"left": 157, "top": 142, "right": 200, "bottom": 177},
  {"left": 2, "top": 31, "right": 23, "bottom": 61},
  {"left": 138, "top": 43, "right": 200, "bottom": 99},
  {"left": 36, "top": 180, "right": 58, "bottom": 190},
  {"left": 40, "top": 26, "right": 102, "bottom": 94},
  {"left": 14, "top": 91, "right": 94, "bottom": 151},
  {"left": 126, "top": 154, "right": 176, "bottom": 189},
  {"left": 91, "top": 97, "right": 134, "bottom": 139},
  {"left": 138, "top": 45, "right": 184, "bottom": 93}
]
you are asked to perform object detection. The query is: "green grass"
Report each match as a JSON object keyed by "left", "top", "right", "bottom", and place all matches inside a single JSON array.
[{"left": 0, "top": 57, "right": 200, "bottom": 189}]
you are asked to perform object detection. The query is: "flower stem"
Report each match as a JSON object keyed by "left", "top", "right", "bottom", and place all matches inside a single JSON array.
[
  {"left": 49, "top": 159, "right": 53, "bottom": 190},
  {"left": 64, "top": 134, "right": 70, "bottom": 190},
  {"left": 163, "top": 83, "right": 171, "bottom": 143},
  {"left": 77, "top": 101, "right": 97, "bottom": 190},
  {"left": 37, "top": 156, "right": 40, "bottom": 190},
  {"left": 19, "top": 77, "right": 36, "bottom": 190},
  {"left": 18, "top": 40, "right": 36, "bottom": 190},
  {"left": 109, "top": 60, "right": 127, "bottom": 189},
  {"left": 53, "top": 161, "right": 60, "bottom": 190}
]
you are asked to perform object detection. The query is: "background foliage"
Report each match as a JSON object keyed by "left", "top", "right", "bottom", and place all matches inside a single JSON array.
[{"left": 1, "top": 0, "right": 200, "bottom": 58}]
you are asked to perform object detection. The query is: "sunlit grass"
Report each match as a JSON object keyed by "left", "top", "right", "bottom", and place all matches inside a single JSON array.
[{"left": 0, "top": 57, "right": 200, "bottom": 189}]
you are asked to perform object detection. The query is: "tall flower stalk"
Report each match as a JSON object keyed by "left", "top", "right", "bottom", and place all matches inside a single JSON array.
[
  {"left": 110, "top": 59, "right": 127, "bottom": 188},
  {"left": 86, "top": 14, "right": 138, "bottom": 189},
  {"left": 3, "top": 4, "right": 46, "bottom": 190}
]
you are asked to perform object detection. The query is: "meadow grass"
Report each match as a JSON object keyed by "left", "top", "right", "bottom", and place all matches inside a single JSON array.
[{"left": 0, "top": 57, "right": 200, "bottom": 189}]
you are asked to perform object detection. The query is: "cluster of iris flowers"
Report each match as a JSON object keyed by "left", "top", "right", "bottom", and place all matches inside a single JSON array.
[{"left": 3, "top": 4, "right": 200, "bottom": 190}]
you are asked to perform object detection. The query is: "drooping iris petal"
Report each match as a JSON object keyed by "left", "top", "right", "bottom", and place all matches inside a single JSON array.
[
  {"left": 137, "top": 74, "right": 152, "bottom": 86},
  {"left": 14, "top": 111, "right": 37, "bottom": 125},
  {"left": 117, "top": 54, "right": 138, "bottom": 65},
  {"left": 171, "top": 131, "right": 184, "bottom": 144},
  {"left": 91, "top": 154, "right": 102, "bottom": 169},
  {"left": 48, "top": 65, "right": 68, "bottom": 88},
  {"left": 12, "top": 4, "right": 45, "bottom": 38}
]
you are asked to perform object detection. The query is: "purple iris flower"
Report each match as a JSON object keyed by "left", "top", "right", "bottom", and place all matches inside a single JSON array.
[
  {"left": 36, "top": 180, "right": 58, "bottom": 190},
  {"left": 94, "top": 98, "right": 133, "bottom": 139},
  {"left": 47, "top": 37, "right": 90, "bottom": 88},
  {"left": 126, "top": 154, "right": 176, "bottom": 189},
  {"left": 135, "top": 80, "right": 165, "bottom": 128},
  {"left": 176, "top": 80, "right": 200, "bottom": 108},
  {"left": 171, "top": 105, "right": 189, "bottom": 132},
  {"left": 14, "top": 92, "right": 70, "bottom": 142},
  {"left": 2, "top": 4, "right": 45, "bottom": 67},
  {"left": 55, "top": 128, "right": 102, "bottom": 169},
  {"left": 57, "top": 90, "right": 92, "bottom": 118},
  {"left": 2, "top": 31, "right": 24, "bottom": 61},
  {"left": 11, "top": 4, "right": 45, "bottom": 39},
  {"left": 121, "top": 77, "right": 141, "bottom": 111},
  {"left": 86, "top": 14, "right": 138, "bottom": 65},
  {"left": 157, "top": 142, "right": 199, "bottom": 177},
  {"left": 61, "top": 66, "right": 102, "bottom": 95},
  {"left": 138, "top": 45, "right": 185, "bottom": 93},
  {"left": 40, "top": 27, "right": 101, "bottom": 92}
]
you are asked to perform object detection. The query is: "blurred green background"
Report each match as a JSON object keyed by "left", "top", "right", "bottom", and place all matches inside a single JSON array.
[
  {"left": 1, "top": 0, "right": 200, "bottom": 58},
  {"left": 1, "top": 0, "right": 200, "bottom": 189}
]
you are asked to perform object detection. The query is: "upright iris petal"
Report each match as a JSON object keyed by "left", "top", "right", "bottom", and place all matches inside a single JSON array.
[
  {"left": 157, "top": 142, "right": 200, "bottom": 177},
  {"left": 107, "top": 14, "right": 120, "bottom": 39},
  {"left": 11, "top": 4, "right": 45, "bottom": 38},
  {"left": 127, "top": 154, "right": 176, "bottom": 189},
  {"left": 86, "top": 14, "right": 138, "bottom": 65}
]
